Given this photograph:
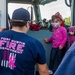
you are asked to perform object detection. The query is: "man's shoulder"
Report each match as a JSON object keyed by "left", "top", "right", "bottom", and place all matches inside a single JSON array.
[
  {"left": 28, "top": 36, "right": 41, "bottom": 45},
  {"left": 0, "top": 30, "right": 10, "bottom": 35},
  {"left": 26, "top": 35, "right": 43, "bottom": 48}
]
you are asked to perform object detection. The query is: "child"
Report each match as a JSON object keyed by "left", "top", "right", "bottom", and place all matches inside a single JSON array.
[
  {"left": 44, "top": 15, "right": 67, "bottom": 74},
  {"left": 67, "top": 26, "right": 75, "bottom": 47}
]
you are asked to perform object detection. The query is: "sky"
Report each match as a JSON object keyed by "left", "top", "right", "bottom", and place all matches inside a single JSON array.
[{"left": 8, "top": 0, "right": 71, "bottom": 20}]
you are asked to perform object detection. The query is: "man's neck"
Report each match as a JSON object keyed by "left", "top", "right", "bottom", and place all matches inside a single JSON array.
[{"left": 11, "top": 27, "right": 26, "bottom": 34}]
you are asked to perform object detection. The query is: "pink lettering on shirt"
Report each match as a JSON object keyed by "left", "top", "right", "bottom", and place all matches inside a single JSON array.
[
  {"left": 0, "top": 40, "right": 6, "bottom": 46},
  {"left": 17, "top": 44, "right": 25, "bottom": 51},
  {"left": 9, "top": 42, "right": 16, "bottom": 50}
]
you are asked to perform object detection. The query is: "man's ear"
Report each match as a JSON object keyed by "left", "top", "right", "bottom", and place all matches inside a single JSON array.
[
  {"left": 25, "top": 24, "right": 27, "bottom": 27},
  {"left": 25, "top": 23, "right": 27, "bottom": 27},
  {"left": 25, "top": 22, "right": 28, "bottom": 27}
]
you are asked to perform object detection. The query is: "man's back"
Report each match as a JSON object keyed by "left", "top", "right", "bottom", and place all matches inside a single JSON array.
[{"left": 0, "top": 30, "right": 46, "bottom": 75}]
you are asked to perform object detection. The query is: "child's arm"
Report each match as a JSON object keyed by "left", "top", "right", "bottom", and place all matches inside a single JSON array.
[
  {"left": 47, "top": 36, "right": 53, "bottom": 42},
  {"left": 44, "top": 36, "right": 53, "bottom": 43},
  {"left": 60, "top": 28, "right": 67, "bottom": 48}
]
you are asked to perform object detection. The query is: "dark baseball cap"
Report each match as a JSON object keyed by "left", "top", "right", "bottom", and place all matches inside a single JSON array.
[{"left": 12, "top": 8, "right": 30, "bottom": 21}]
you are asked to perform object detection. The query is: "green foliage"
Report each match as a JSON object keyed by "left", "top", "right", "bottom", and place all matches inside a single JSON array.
[{"left": 64, "top": 17, "right": 70, "bottom": 26}]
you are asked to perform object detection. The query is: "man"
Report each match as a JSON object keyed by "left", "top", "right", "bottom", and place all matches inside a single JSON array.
[
  {"left": 0, "top": 8, "right": 49, "bottom": 75},
  {"left": 54, "top": 42, "right": 75, "bottom": 75}
]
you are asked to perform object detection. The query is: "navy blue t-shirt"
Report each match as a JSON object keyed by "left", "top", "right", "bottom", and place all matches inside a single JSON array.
[{"left": 0, "top": 30, "right": 46, "bottom": 75}]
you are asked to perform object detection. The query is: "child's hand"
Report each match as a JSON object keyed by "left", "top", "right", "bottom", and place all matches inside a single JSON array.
[
  {"left": 44, "top": 38, "right": 48, "bottom": 42},
  {"left": 69, "top": 32, "right": 74, "bottom": 35},
  {"left": 59, "top": 46, "right": 63, "bottom": 50}
]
